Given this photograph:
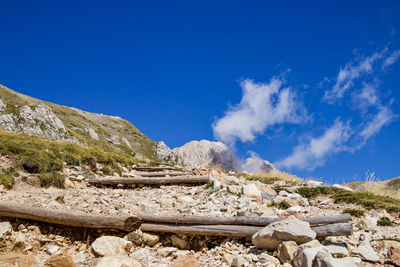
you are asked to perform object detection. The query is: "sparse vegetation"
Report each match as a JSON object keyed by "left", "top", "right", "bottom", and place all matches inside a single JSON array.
[
  {"left": 37, "top": 172, "right": 65, "bottom": 189},
  {"left": 0, "top": 173, "right": 14, "bottom": 189},
  {"left": 377, "top": 218, "right": 392, "bottom": 226},
  {"left": 342, "top": 209, "right": 364, "bottom": 217},
  {"left": 277, "top": 202, "right": 289, "bottom": 209},
  {"left": 297, "top": 186, "right": 400, "bottom": 213},
  {"left": 235, "top": 171, "right": 301, "bottom": 185}
]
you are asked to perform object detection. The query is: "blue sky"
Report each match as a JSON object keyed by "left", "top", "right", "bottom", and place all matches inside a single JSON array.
[{"left": 1, "top": 1, "right": 399, "bottom": 183}]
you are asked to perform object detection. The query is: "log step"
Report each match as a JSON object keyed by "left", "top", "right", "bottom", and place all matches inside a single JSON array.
[
  {"left": 136, "top": 172, "right": 193, "bottom": 177},
  {"left": 88, "top": 176, "right": 210, "bottom": 185},
  {"left": 133, "top": 166, "right": 186, "bottom": 172}
]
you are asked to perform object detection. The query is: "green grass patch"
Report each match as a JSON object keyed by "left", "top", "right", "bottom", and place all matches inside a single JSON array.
[
  {"left": 37, "top": 172, "right": 65, "bottom": 189},
  {"left": 0, "top": 173, "right": 14, "bottom": 189},
  {"left": 297, "top": 186, "right": 400, "bottom": 213},
  {"left": 277, "top": 202, "right": 289, "bottom": 210},
  {"left": 377, "top": 218, "right": 392, "bottom": 226},
  {"left": 342, "top": 209, "right": 364, "bottom": 217}
]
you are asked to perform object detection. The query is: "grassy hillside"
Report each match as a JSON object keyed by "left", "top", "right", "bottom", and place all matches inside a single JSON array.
[{"left": 345, "top": 176, "right": 400, "bottom": 200}]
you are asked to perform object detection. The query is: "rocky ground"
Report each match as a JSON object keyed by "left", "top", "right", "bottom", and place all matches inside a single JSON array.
[{"left": 0, "top": 161, "right": 399, "bottom": 266}]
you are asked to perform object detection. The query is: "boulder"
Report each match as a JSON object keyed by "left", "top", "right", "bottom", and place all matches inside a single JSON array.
[
  {"left": 170, "top": 235, "right": 189, "bottom": 250},
  {"left": 283, "top": 198, "right": 300, "bottom": 207},
  {"left": 95, "top": 255, "right": 142, "bottom": 267},
  {"left": 157, "top": 247, "right": 177, "bottom": 257},
  {"left": 293, "top": 240, "right": 328, "bottom": 267},
  {"left": 278, "top": 241, "right": 298, "bottom": 263},
  {"left": 228, "top": 185, "right": 242, "bottom": 195},
  {"left": 324, "top": 244, "right": 349, "bottom": 256},
  {"left": 252, "top": 216, "right": 316, "bottom": 250},
  {"left": 351, "top": 244, "right": 380, "bottom": 263},
  {"left": 92, "top": 236, "right": 131, "bottom": 256},
  {"left": 231, "top": 256, "right": 247, "bottom": 267},
  {"left": 172, "top": 255, "right": 200, "bottom": 267},
  {"left": 357, "top": 215, "right": 377, "bottom": 231}
]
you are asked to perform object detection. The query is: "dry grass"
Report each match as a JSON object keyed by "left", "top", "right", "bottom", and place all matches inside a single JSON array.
[
  {"left": 345, "top": 175, "right": 400, "bottom": 200},
  {"left": 236, "top": 170, "right": 302, "bottom": 185}
]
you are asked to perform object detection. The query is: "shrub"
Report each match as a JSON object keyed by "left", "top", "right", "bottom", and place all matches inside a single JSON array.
[
  {"left": 342, "top": 209, "right": 364, "bottom": 217},
  {"left": 0, "top": 173, "right": 14, "bottom": 189},
  {"left": 277, "top": 202, "right": 289, "bottom": 209},
  {"left": 101, "top": 165, "right": 113, "bottom": 175},
  {"left": 38, "top": 172, "right": 65, "bottom": 189},
  {"left": 377, "top": 218, "right": 392, "bottom": 226}
]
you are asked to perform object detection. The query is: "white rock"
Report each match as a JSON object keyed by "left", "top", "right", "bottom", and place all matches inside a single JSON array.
[
  {"left": 313, "top": 251, "right": 360, "bottom": 267},
  {"left": 130, "top": 248, "right": 150, "bottom": 261},
  {"left": 0, "top": 99, "right": 5, "bottom": 112},
  {"left": 293, "top": 240, "right": 328, "bottom": 267},
  {"left": 0, "top": 221, "right": 12, "bottom": 238},
  {"left": 305, "top": 180, "right": 323, "bottom": 187},
  {"left": 243, "top": 183, "right": 261, "bottom": 198},
  {"left": 332, "top": 184, "right": 353, "bottom": 191},
  {"left": 92, "top": 236, "right": 131, "bottom": 256},
  {"left": 231, "top": 256, "right": 247, "bottom": 267},
  {"left": 177, "top": 196, "right": 194, "bottom": 204},
  {"left": 357, "top": 215, "right": 377, "bottom": 232},
  {"left": 351, "top": 244, "right": 380, "bottom": 263},
  {"left": 140, "top": 203, "right": 159, "bottom": 214},
  {"left": 157, "top": 247, "right": 177, "bottom": 257},
  {"left": 88, "top": 127, "right": 99, "bottom": 140},
  {"left": 142, "top": 233, "right": 159, "bottom": 246},
  {"left": 252, "top": 216, "right": 316, "bottom": 250},
  {"left": 95, "top": 255, "right": 142, "bottom": 267},
  {"left": 45, "top": 245, "right": 60, "bottom": 255},
  {"left": 324, "top": 244, "right": 349, "bottom": 256}
]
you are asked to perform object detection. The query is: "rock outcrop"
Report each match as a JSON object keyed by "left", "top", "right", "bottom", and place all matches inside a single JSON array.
[{"left": 172, "top": 140, "right": 239, "bottom": 171}]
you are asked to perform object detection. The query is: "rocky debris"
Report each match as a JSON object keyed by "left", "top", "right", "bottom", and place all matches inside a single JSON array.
[
  {"left": 172, "top": 254, "right": 200, "bottom": 267},
  {"left": 91, "top": 236, "right": 131, "bottom": 256},
  {"left": 170, "top": 235, "right": 189, "bottom": 250},
  {"left": 231, "top": 255, "right": 247, "bottom": 267},
  {"left": 45, "top": 244, "right": 60, "bottom": 255},
  {"left": 293, "top": 240, "right": 328, "bottom": 267},
  {"left": 95, "top": 255, "right": 142, "bottom": 267},
  {"left": 243, "top": 183, "right": 261, "bottom": 199},
  {"left": 0, "top": 104, "right": 78, "bottom": 143},
  {"left": 156, "top": 141, "right": 182, "bottom": 164},
  {"left": 252, "top": 216, "right": 316, "bottom": 250},
  {"left": 313, "top": 251, "right": 361, "bottom": 267},
  {"left": 0, "top": 98, "right": 5, "bottom": 112},
  {"left": 351, "top": 244, "right": 380, "bottom": 263},
  {"left": 157, "top": 247, "right": 178, "bottom": 257},
  {"left": 141, "top": 232, "right": 159, "bottom": 246},
  {"left": 172, "top": 140, "right": 239, "bottom": 171}
]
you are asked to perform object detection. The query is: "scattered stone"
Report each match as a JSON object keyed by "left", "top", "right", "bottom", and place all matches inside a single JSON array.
[
  {"left": 313, "top": 251, "right": 361, "bottom": 267},
  {"left": 96, "top": 255, "right": 142, "bottom": 267},
  {"left": 92, "top": 236, "right": 131, "bottom": 256},
  {"left": 324, "top": 244, "right": 349, "bottom": 256},
  {"left": 157, "top": 247, "right": 178, "bottom": 257},
  {"left": 228, "top": 185, "right": 242, "bottom": 195},
  {"left": 252, "top": 216, "right": 316, "bottom": 250},
  {"left": 293, "top": 240, "right": 328, "bottom": 267},
  {"left": 231, "top": 256, "right": 247, "bottom": 267},
  {"left": 172, "top": 254, "right": 200, "bottom": 267},
  {"left": 142, "top": 232, "right": 159, "bottom": 246},
  {"left": 0, "top": 221, "right": 12, "bottom": 238},
  {"left": 258, "top": 253, "right": 280, "bottom": 265},
  {"left": 278, "top": 241, "right": 298, "bottom": 263},
  {"left": 45, "top": 253, "right": 75, "bottom": 267},
  {"left": 283, "top": 198, "right": 300, "bottom": 207},
  {"left": 45, "top": 245, "right": 60, "bottom": 255},
  {"left": 177, "top": 196, "right": 194, "bottom": 204},
  {"left": 259, "top": 186, "right": 277, "bottom": 196},
  {"left": 243, "top": 183, "right": 261, "bottom": 198},
  {"left": 170, "top": 235, "right": 189, "bottom": 250},
  {"left": 357, "top": 215, "right": 377, "bottom": 231},
  {"left": 140, "top": 202, "right": 159, "bottom": 214},
  {"left": 351, "top": 244, "right": 380, "bottom": 263}
]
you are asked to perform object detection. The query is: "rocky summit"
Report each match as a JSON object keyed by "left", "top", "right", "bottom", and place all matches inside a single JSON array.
[{"left": 0, "top": 86, "right": 399, "bottom": 267}]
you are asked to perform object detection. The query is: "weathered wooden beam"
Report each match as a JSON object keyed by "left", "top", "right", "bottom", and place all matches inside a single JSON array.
[
  {"left": 132, "top": 166, "right": 185, "bottom": 172},
  {"left": 88, "top": 176, "right": 210, "bottom": 185},
  {"left": 140, "top": 222, "right": 353, "bottom": 238},
  {"left": 137, "top": 172, "right": 193, "bottom": 177},
  {"left": 139, "top": 214, "right": 352, "bottom": 227},
  {"left": 0, "top": 203, "right": 140, "bottom": 231}
]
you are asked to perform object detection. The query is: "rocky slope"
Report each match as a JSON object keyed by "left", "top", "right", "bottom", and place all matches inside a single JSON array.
[{"left": 0, "top": 84, "right": 159, "bottom": 162}]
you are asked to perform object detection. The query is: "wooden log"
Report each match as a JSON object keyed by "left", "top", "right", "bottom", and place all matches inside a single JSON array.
[
  {"left": 0, "top": 203, "right": 140, "bottom": 231},
  {"left": 133, "top": 166, "right": 185, "bottom": 172},
  {"left": 88, "top": 176, "right": 210, "bottom": 185},
  {"left": 140, "top": 222, "right": 353, "bottom": 238},
  {"left": 137, "top": 172, "right": 193, "bottom": 177},
  {"left": 139, "top": 214, "right": 352, "bottom": 227}
]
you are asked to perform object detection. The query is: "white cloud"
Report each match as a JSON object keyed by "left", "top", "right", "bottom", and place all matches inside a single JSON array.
[
  {"left": 360, "top": 107, "right": 394, "bottom": 140},
  {"left": 383, "top": 50, "right": 400, "bottom": 69},
  {"left": 275, "top": 119, "right": 352, "bottom": 170},
  {"left": 323, "top": 50, "right": 386, "bottom": 102},
  {"left": 212, "top": 77, "right": 306, "bottom": 145},
  {"left": 352, "top": 82, "right": 380, "bottom": 112}
]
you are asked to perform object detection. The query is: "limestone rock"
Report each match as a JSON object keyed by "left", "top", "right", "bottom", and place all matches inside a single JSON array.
[
  {"left": 0, "top": 99, "right": 5, "bottom": 112},
  {"left": 351, "top": 244, "right": 380, "bottom": 263},
  {"left": 170, "top": 235, "right": 189, "bottom": 250},
  {"left": 140, "top": 202, "right": 160, "bottom": 214},
  {"left": 388, "top": 242, "right": 400, "bottom": 267},
  {"left": 45, "top": 245, "right": 60, "bottom": 255},
  {"left": 313, "top": 251, "right": 361, "bottom": 267},
  {"left": 157, "top": 247, "right": 177, "bottom": 257},
  {"left": 231, "top": 256, "right": 247, "bottom": 267},
  {"left": 324, "top": 244, "right": 349, "bottom": 256},
  {"left": 252, "top": 216, "right": 316, "bottom": 250},
  {"left": 258, "top": 253, "right": 280, "bottom": 266},
  {"left": 44, "top": 253, "right": 75, "bottom": 267},
  {"left": 243, "top": 183, "right": 261, "bottom": 198},
  {"left": 172, "top": 140, "right": 239, "bottom": 171},
  {"left": 95, "top": 255, "right": 142, "bottom": 267},
  {"left": 293, "top": 240, "right": 328, "bottom": 267},
  {"left": 357, "top": 215, "right": 377, "bottom": 231},
  {"left": 88, "top": 127, "right": 99, "bottom": 140},
  {"left": 0, "top": 221, "right": 12, "bottom": 238},
  {"left": 283, "top": 198, "right": 300, "bottom": 207},
  {"left": 142, "top": 232, "right": 159, "bottom": 246},
  {"left": 92, "top": 236, "right": 131, "bottom": 256},
  {"left": 278, "top": 241, "right": 298, "bottom": 263},
  {"left": 172, "top": 255, "right": 200, "bottom": 267}
]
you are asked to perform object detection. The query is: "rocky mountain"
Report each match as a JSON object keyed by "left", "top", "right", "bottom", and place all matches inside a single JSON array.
[
  {"left": 172, "top": 140, "right": 239, "bottom": 171},
  {"left": 0, "top": 84, "right": 159, "bottom": 162}
]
